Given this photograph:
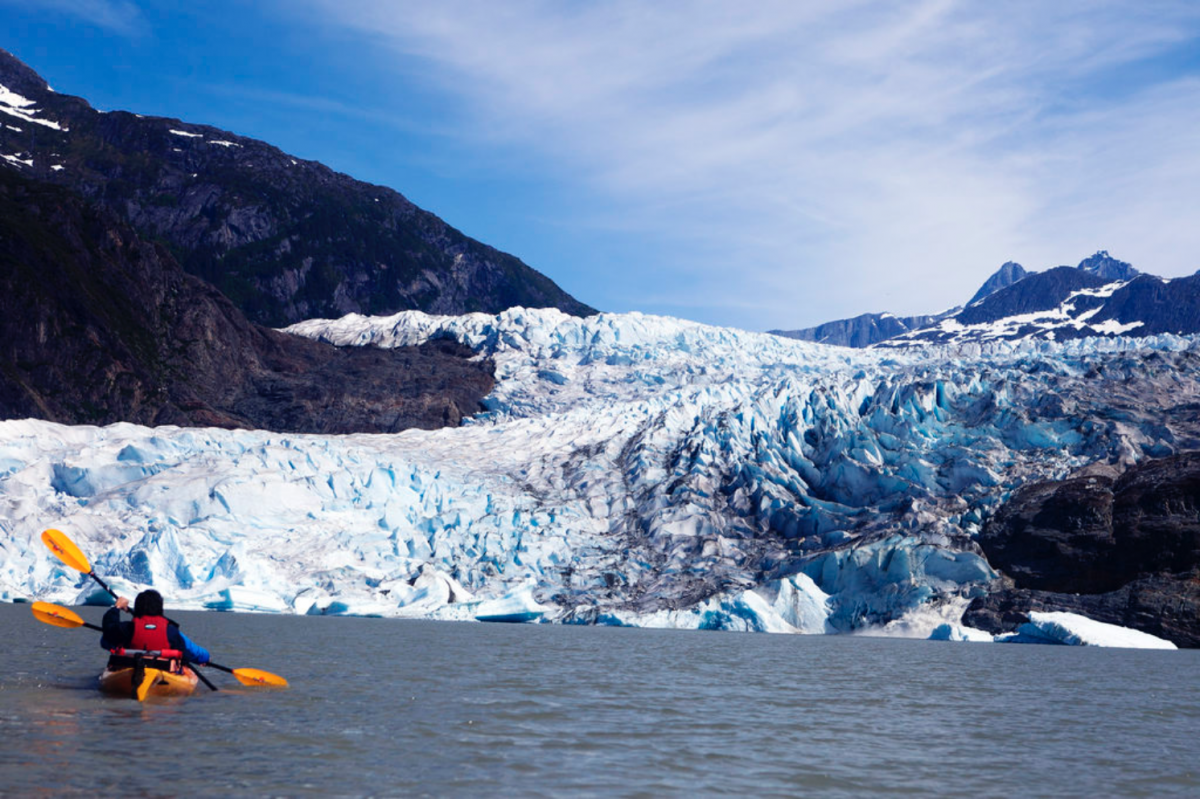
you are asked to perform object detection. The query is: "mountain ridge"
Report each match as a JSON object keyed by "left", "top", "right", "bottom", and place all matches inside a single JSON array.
[
  {"left": 0, "top": 165, "right": 494, "bottom": 431},
  {"left": 0, "top": 47, "right": 595, "bottom": 327},
  {"left": 771, "top": 251, "right": 1175, "bottom": 348}
]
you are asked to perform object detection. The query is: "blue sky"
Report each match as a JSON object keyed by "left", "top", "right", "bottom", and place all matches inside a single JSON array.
[{"left": 4, "top": 1, "right": 1200, "bottom": 331}]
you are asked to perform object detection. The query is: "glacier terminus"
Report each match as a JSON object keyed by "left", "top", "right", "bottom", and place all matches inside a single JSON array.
[{"left": 2, "top": 308, "right": 1194, "bottom": 648}]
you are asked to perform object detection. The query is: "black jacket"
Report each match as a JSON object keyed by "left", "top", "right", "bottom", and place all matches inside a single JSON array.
[{"left": 100, "top": 606, "right": 210, "bottom": 664}]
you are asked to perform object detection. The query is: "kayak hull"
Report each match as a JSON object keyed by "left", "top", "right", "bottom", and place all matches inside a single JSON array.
[{"left": 99, "top": 665, "right": 199, "bottom": 700}]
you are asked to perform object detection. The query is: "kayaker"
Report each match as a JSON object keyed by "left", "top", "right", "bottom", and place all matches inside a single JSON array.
[{"left": 99, "top": 589, "right": 211, "bottom": 667}]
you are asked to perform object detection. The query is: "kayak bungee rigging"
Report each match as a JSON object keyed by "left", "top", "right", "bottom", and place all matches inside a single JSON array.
[
  {"left": 31, "top": 529, "right": 288, "bottom": 701},
  {"left": 100, "top": 648, "right": 199, "bottom": 702}
]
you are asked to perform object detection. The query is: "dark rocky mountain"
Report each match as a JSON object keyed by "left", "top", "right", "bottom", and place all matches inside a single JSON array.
[
  {"left": 955, "top": 266, "right": 1109, "bottom": 326},
  {"left": 0, "top": 47, "right": 595, "bottom": 327},
  {"left": 1078, "top": 249, "right": 1139, "bottom": 282},
  {"left": 953, "top": 252, "right": 1139, "bottom": 328},
  {"left": 775, "top": 251, "right": 1160, "bottom": 349},
  {"left": 0, "top": 167, "right": 493, "bottom": 432},
  {"left": 772, "top": 259, "right": 1026, "bottom": 347},
  {"left": 884, "top": 266, "right": 1200, "bottom": 347},
  {"left": 963, "top": 454, "right": 1200, "bottom": 647},
  {"left": 768, "top": 310, "right": 957, "bottom": 348},
  {"left": 966, "top": 260, "right": 1027, "bottom": 306},
  {"left": 1088, "top": 272, "right": 1200, "bottom": 335}
]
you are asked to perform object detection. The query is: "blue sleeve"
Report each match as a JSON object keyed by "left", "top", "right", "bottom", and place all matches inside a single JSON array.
[{"left": 168, "top": 627, "right": 210, "bottom": 665}]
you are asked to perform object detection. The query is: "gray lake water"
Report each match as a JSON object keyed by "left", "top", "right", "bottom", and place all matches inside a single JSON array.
[{"left": 0, "top": 602, "right": 1197, "bottom": 797}]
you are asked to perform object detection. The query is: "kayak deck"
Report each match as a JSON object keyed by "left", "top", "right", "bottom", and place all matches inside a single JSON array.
[{"left": 99, "top": 665, "right": 199, "bottom": 700}]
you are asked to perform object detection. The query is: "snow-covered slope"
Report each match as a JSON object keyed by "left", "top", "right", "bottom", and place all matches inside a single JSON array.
[
  {"left": 881, "top": 261, "right": 1200, "bottom": 348},
  {"left": 4, "top": 309, "right": 1199, "bottom": 642}
]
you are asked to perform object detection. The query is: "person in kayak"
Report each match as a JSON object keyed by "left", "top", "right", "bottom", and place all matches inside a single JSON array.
[{"left": 99, "top": 589, "right": 210, "bottom": 667}]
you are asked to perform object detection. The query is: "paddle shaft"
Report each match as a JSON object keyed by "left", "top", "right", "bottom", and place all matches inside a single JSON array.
[
  {"left": 205, "top": 661, "right": 241, "bottom": 676},
  {"left": 193, "top": 664, "right": 218, "bottom": 691},
  {"left": 83, "top": 569, "right": 183, "bottom": 627},
  {"left": 85, "top": 569, "right": 118, "bottom": 602}
]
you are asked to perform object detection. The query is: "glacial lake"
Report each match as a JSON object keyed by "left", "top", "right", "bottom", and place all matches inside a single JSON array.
[{"left": 1, "top": 602, "right": 1197, "bottom": 797}]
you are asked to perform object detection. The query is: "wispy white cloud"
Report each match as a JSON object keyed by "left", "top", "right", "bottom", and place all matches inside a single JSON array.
[
  {"left": 302, "top": 0, "right": 1200, "bottom": 329},
  {"left": 7, "top": 0, "right": 148, "bottom": 37}
]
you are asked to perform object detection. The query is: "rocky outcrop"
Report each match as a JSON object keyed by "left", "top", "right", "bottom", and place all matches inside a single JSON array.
[
  {"left": 966, "top": 260, "right": 1028, "bottom": 306},
  {"left": 975, "top": 471, "right": 1121, "bottom": 593},
  {"left": 965, "top": 453, "right": 1200, "bottom": 646},
  {"left": 1078, "top": 250, "right": 1139, "bottom": 282},
  {"left": 0, "top": 168, "right": 493, "bottom": 433},
  {"left": 955, "top": 266, "right": 1108, "bottom": 326},
  {"left": 962, "top": 574, "right": 1200, "bottom": 649},
  {"left": 0, "top": 47, "right": 595, "bottom": 327}
]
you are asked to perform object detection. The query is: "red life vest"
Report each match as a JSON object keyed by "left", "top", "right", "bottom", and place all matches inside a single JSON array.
[{"left": 130, "top": 615, "right": 171, "bottom": 651}]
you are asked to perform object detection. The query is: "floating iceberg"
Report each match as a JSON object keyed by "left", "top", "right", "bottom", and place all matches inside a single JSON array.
[
  {"left": 998, "top": 611, "right": 1177, "bottom": 650},
  {"left": 474, "top": 582, "right": 547, "bottom": 623},
  {"left": 929, "top": 624, "right": 995, "bottom": 643},
  {"left": 201, "top": 586, "right": 289, "bottom": 614}
]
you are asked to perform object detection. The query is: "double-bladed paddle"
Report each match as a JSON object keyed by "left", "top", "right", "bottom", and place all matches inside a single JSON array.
[
  {"left": 37, "top": 529, "right": 289, "bottom": 689},
  {"left": 30, "top": 600, "right": 217, "bottom": 694},
  {"left": 31, "top": 601, "right": 288, "bottom": 688}
]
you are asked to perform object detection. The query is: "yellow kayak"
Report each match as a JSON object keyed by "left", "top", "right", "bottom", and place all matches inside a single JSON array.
[{"left": 99, "top": 665, "right": 199, "bottom": 701}]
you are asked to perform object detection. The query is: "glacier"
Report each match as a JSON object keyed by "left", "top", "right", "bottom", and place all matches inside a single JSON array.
[{"left": 3, "top": 308, "right": 1199, "bottom": 646}]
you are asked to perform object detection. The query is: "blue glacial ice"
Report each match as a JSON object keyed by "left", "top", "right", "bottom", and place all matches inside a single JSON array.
[{"left": 2, "top": 308, "right": 1196, "bottom": 645}]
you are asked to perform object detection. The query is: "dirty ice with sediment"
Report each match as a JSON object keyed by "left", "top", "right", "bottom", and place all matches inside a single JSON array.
[{"left": 1, "top": 308, "right": 1191, "bottom": 648}]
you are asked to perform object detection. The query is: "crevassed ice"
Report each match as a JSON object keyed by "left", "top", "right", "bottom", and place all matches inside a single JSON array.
[{"left": 2, "top": 309, "right": 1195, "bottom": 645}]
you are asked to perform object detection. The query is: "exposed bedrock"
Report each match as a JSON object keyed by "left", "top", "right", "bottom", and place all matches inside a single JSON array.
[
  {"left": 966, "top": 453, "right": 1200, "bottom": 646},
  {"left": 0, "top": 168, "right": 494, "bottom": 433}
]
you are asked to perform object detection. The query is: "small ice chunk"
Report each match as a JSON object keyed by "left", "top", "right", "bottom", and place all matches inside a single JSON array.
[
  {"left": 929, "top": 623, "right": 994, "bottom": 642},
  {"left": 474, "top": 583, "right": 547, "bottom": 623}
]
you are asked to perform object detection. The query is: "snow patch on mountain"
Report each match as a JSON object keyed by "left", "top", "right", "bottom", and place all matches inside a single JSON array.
[
  {"left": 0, "top": 82, "right": 65, "bottom": 130},
  {"left": 882, "top": 280, "right": 1153, "bottom": 346}
]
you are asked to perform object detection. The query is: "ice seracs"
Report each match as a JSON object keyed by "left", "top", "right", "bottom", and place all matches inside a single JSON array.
[{"left": 2, "top": 308, "right": 1197, "bottom": 649}]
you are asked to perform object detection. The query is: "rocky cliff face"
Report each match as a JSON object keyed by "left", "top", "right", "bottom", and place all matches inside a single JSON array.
[
  {"left": 964, "top": 454, "right": 1200, "bottom": 647},
  {"left": 0, "top": 168, "right": 493, "bottom": 432},
  {"left": 1077, "top": 250, "right": 1140, "bottom": 282},
  {"left": 966, "top": 260, "right": 1028, "bottom": 306},
  {"left": 0, "top": 48, "right": 595, "bottom": 327}
]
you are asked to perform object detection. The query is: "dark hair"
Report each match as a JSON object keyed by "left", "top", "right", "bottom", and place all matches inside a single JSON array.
[{"left": 133, "top": 590, "right": 164, "bottom": 617}]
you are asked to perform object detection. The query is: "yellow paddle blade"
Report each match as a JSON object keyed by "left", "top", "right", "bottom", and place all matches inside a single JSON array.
[
  {"left": 136, "top": 668, "right": 163, "bottom": 702},
  {"left": 41, "top": 529, "right": 92, "bottom": 573},
  {"left": 233, "top": 668, "right": 288, "bottom": 688},
  {"left": 31, "top": 601, "right": 85, "bottom": 628}
]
